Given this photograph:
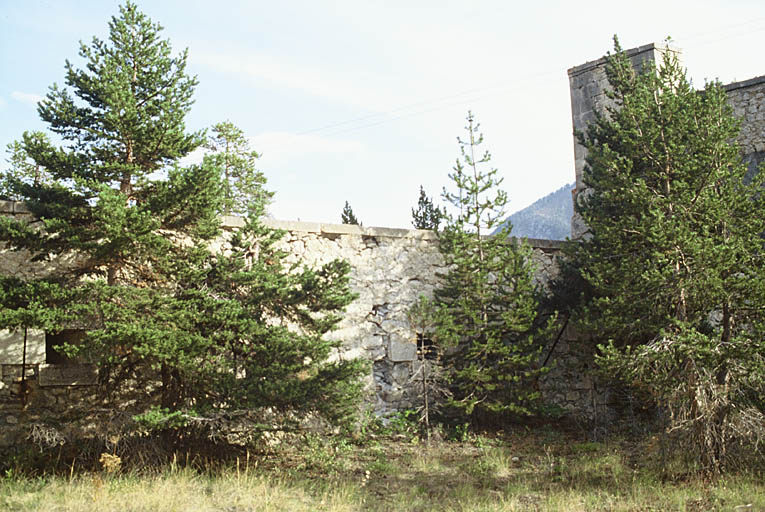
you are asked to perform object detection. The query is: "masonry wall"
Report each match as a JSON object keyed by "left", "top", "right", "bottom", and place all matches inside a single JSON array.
[
  {"left": 725, "top": 76, "right": 765, "bottom": 175},
  {"left": 254, "top": 218, "right": 570, "bottom": 415},
  {"left": 1, "top": 204, "right": 608, "bottom": 432}
]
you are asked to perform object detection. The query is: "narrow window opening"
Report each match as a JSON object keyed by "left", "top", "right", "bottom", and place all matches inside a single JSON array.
[
  {"left": 46, "top": 330, "right": 86, "bottom": 364},
  {"left": 416, "top": 333, "right": 438, "bottom": 361}
]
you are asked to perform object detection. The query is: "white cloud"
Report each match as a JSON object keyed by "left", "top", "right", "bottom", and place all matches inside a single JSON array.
[
  {"left": 193, "top": 50, "right": 398, "bottom": 111},
  {"left": 177, "top": 131, "right": 363, "bottom": 170},
  {"left": 11, "top": 91, "right": 43, "bottom": 105},
  {"left": 249, "top": 131, "right": 364, "bottom": 166},
  {"left": 178, "top": 146, "right": 206, "bottom": 167}
]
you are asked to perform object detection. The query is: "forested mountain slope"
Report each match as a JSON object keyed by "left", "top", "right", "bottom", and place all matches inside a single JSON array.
[{"left": 494, "top": 183, "right": 574, "bottom": 240}]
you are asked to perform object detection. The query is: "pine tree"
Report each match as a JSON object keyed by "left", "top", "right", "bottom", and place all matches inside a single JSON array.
[
  {"left": 173, "top": 211, "right": 365, "bottom": 425},
  {"left": 406, "top": 295, "right": 450, "bottom": 443},
  {"left": 203, "top": 121, "right": 272, "bottom": 215},
  {"left": 1, "top": 132, "right": 53, "bottom": 200},
  {"left": 0, "top": 2, "right": 364, "bottom": 431},
  {"left": 571, "top": 38, "right": 765, "bottom": 471},
  {"left": 411, "top": 185, "right": 443, "bottom": 230},
  {"left": 435, "top": 112, "right": 550, "bottom": 424},
  {"left": 341, "top": 200, "right": 360, "bottom": 225}
]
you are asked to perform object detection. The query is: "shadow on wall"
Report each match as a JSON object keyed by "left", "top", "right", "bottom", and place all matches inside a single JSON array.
[{"left": 0, "top": 329, "right": 46, "bottom": 365}]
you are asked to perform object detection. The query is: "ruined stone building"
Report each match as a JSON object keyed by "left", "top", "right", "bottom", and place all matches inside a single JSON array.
[{"left": 2, "top": 42, "right": 764, "bottom": 430}]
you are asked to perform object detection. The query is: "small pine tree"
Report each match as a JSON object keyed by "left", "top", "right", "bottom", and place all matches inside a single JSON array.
[
  {"left": 159, "top": 207, "right": 366, "bottom": 426},
  {"left": 203, "top": 121, "right": 272, "bottom": 215},
  {"left": 406, "top": 295, "right": 450, "bottom": 442},
  {"left": 341, "top": 200, "right": 360, "bottom": 225},
  {"left": 435, "top": 112, "right": 551, "bottom": 424},
  {"left": 411, "top": 185, "right": 443, "bottom": 230},
  {"left": 1, "top": 132, "right": 53, "bottom": 200}
]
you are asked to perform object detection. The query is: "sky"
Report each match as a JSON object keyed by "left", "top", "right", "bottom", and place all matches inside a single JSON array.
[{"left": 2, "top": 1, "right": 765, "bottom": 228}]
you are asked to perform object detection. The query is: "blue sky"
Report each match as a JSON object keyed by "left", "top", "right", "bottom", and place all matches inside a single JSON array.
[{"left": 2, "top": 1, "right": 765, "bottom": 228}]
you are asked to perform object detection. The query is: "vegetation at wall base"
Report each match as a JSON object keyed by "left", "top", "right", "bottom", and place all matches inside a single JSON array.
[
  {"left": 2, "top": 423, "right": 765, "bottom": 512},
  {"left": 405, "top": 295, "right": 451, "bottom": 442},
  {"left": 434, "top": 111, "right": 554, "bottom": 426},
  {"left": 567, "top": 37, "right": 765, "bottom": 473},
  {"left": 0, "top": 1, "right": 364, "bottom": 438}
]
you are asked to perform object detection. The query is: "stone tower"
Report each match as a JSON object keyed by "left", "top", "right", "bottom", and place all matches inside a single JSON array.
[{"left": 567, "top": 42, "right": 681, "bottom": 239}]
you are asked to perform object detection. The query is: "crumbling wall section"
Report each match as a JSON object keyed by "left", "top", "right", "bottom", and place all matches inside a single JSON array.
[
  {"left": 0, "top": 203, "right": 604, "bottom": 429},
  {"left": 258, "top": 219, "right": 567, "bottom": 415}
]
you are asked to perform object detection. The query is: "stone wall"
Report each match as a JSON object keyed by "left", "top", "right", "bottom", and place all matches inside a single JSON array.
[
  {"left": 2, "top": 204, "right": 604, "bottom": 428},
  {"left": 256, "top": 218, "right": 565, "bottom": 415},
  {"left": 725, "top": 75, "right": 765, "bottom": 176}
]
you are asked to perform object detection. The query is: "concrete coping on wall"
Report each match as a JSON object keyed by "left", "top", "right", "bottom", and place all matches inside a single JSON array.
[
  {"left": 723, "top": 75, "right": 765, "bottom": 93},
  {"left": 567, "top": 41, "right": 681, "bottom": 78},
  {"left": 246, "top": 217, "right": 564, "bottom": 251},
  {"left": 0, "top": 201, "right": 31, "bottom": 214},
  {"left": 4, "top": 202, "right": 564, "bottom": 251}
]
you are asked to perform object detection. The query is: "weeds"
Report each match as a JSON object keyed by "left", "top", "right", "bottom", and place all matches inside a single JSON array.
[{"left": 2, "top": 426, "right": 765, "bottom": 511}]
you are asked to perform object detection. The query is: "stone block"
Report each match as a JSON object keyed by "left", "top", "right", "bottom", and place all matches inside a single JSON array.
[
  {"left": 12, "top": 202, "right": 31, "bottom": 214},
  {"left": 0, "top": 329, "right": 46, "bottom": 364},
  {"left": 1, "top": 364, "right": 36, "bottom": 380},
  {"left": 368, "top": 347, "right": 386, "bottom": 361},
  {"left": 388, "top": 339, "right": 416, "bottom": 362},
  {"left": 361, "top": 336, "right": 383, "bottom": 349},
  {"left": 38, "top": 364, "right": 98, "bottom": 387},
  {"left": 263, "top": 218, "right": 322, "bottom": 233},
  {"left": 320, "top": 223, "right": 364, "bottom": 235},
  {"left": 340, "top": 347, "right": 365, "bottom": 361},
  {"left": 390, "top": 363, "right": 411, "bottom": 385},
  {"left": 220, "top": 215, "right": 245, "bottom": 228}
]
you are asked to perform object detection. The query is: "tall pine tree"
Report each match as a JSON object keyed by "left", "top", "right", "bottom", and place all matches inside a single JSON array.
[
  {"left": 0, "top": 2, "right": 363, "bottom": 431},
  {"left": 571, "top": 38, "right": 765, "bottom": 471},
  {"left": 435, "top": 112, "right": 551, "bottom": 424}
]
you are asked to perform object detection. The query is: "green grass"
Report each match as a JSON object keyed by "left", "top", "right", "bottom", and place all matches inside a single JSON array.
[{"left": 2, "top": 429, "right": 764, "bottom": 511}]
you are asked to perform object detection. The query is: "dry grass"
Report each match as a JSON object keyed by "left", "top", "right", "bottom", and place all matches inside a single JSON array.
[
  {"left": 2, "top": 428, "right": 764, "bottom": 511},
  {"left": 0, "top": 469, "right": 360, "bottom": 512}
]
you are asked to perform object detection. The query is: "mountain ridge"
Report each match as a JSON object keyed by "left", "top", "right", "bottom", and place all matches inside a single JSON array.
[{"left": 494, "top": 183, "right": 574, "bottom": 240}]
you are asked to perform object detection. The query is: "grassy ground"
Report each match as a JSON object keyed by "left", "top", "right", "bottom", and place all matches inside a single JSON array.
[{"left": 1, "top": 426, "right": 764, "bottom": 511}]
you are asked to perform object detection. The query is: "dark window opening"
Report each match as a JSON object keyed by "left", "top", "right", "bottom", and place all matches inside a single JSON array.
[
  {"left": 416, "top": 333, "right": 438, "bottom": 361},
  {"left": 46, "top": 330, "right": 86, "bottom": 364}
]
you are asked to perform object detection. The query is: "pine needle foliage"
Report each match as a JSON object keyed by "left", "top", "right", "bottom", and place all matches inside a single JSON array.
[
  {"left": 435, "top": 112, "right": 551, "bottom": 424},
  {"left": 340, "top": 201, "right": 360, "bottom": 225},
  {"left": 2, "top": 133, "right": 54, "bottom": 200},
  {"left": 411, "top": 185, "right": 443, "bottom": 230},
  {"left": 0, "top": 2, "right": 364, "bottom": 431},
  {"left": 570, "top": 38, "right": 765, "bottom": 472},
  {"left": 203, "top": 121, "right": 272, "bottom": 215}
]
